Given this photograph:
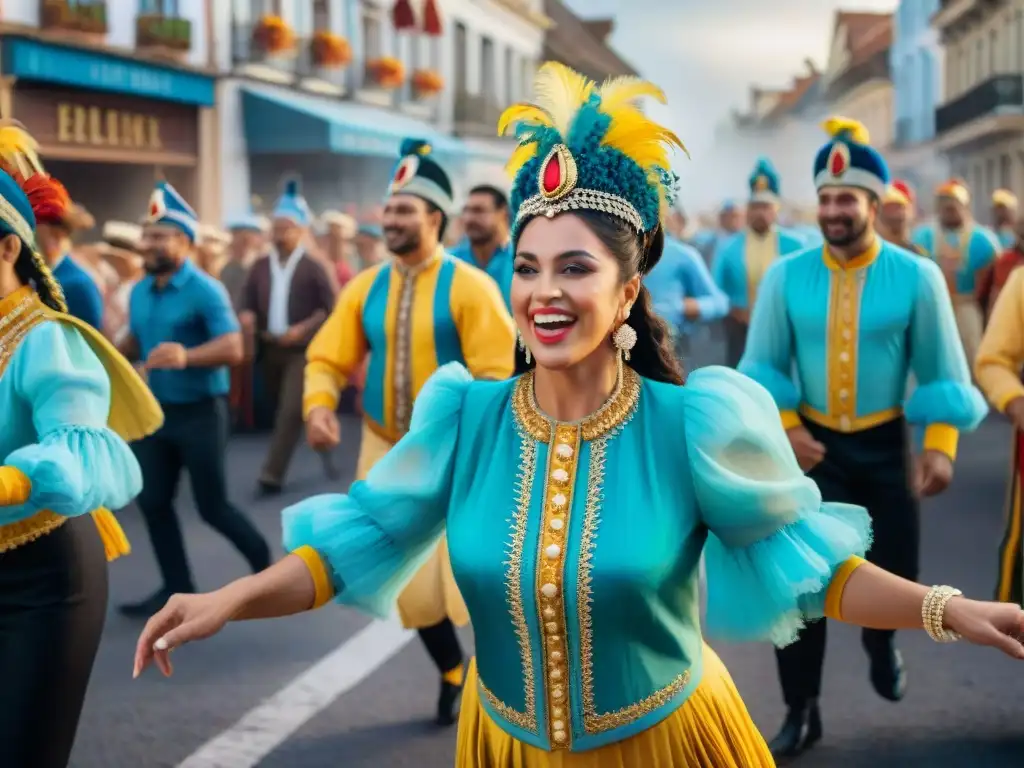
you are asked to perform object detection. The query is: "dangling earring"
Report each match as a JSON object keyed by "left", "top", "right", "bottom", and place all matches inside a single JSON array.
[
  {"left": 613, "top": 322, "right": 637, "bottom": 361},
  {"left": 517, "top": 329, "right": 532, "bottom": 364}
]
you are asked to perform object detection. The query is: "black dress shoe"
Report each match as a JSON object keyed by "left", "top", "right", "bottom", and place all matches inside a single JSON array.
[
  {"left": 256, "top": 479, "right": 283, "bottom": 497},
  {"left": 118, "top": 588, "right": 180, "bottom": 619},
  {"left": 768, "top": 700, "right": 822, "bottom": 759},
  {"left": 436, "top": 679, "right": 463, "bottom": 726},
  {"left": 865, "top": 642, "right": 907, "bottom": 702}
]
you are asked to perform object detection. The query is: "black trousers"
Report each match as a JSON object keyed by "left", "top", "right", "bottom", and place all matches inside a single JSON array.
[
  {"left": 418, "top": 618, "right": 463, "bottom": 675},
  {"left": 0, "top": 516, "right": 108, "bottom": 768},
  {"left": 724, "top": 316, "right": 747, "bottom": 368},
  {"left": 133, "top": 396, "right": 271, "bottom": 593},
  {"left": 775, "top": 417, "right": 920, "bottom": 709}
]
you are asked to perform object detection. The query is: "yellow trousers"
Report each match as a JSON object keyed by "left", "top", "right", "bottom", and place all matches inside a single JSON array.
[{"left": 356, "top": 423, "right": 469, "bottom": 629}]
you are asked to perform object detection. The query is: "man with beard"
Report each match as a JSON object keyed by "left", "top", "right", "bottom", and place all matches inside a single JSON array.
[
  {"left": 240, "top": 178, "right": 336, "bottom": 495},
  {"left": 117, "top": 181, "right": 271, "bottom": 618},
  {"left": 876, "top": 180, "right": 927, "bottom": 255},
  {"left": 911, "top": 179, "right": 999, "bottom": 365},
  {"left": 740, "top": 117, "right": 987, "bottom": 760},
  {"left": 302, "top": 139, "right": 514, "bottom": 725},
  {"left": 991, "top": 188, "right": 1018, "bottom": 249},
  {"left": 450, "top": 184, "right": 512, "bottom": 311},
  {"left": 712, "top": 157, "right": 805, "bottom": 366}
]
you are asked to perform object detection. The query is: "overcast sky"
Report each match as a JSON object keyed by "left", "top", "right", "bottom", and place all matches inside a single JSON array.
[{"left": 561, "top": 0, "right": 900, "bottom": 209}]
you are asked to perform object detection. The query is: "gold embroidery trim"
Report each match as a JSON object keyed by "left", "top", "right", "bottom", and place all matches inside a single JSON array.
[
  {"left": 577, "top": 396, "right": 688, "bottom": 733},
  {"left": 824, "top": 267, "right": 865, "bottom": 432},
  {"left": 535, "top": 422, "right": 581, "bottom": 749},
  {"left": 482, "top": 424, "right": 539, "bottom": 733},
  {"left": 511, "top": 363, "right": 641, "bottom": 443},
  {"left": 0, "top": 292, "right": 63, "bottom": 552}
]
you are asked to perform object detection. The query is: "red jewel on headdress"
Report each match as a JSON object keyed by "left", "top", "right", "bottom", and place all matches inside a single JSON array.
[
  {"left": 827, "top": 143, "right": 850, "bottom": 177},
  {"left": 391, "top": 155, "right": 419, "bottom": 190},
  {"left": 538, "top": 144, "right": 578, "bottom": 200},
  {"left": 149, "top": 201, "right": 159, "bottom": 216}
]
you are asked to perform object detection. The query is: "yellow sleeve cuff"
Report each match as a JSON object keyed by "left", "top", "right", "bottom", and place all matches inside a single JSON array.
[
  {"left": 923, "top": 424, "right": 959, "bottom": 460},
  {"left": 0, "top": 466, "right": 31, "bottom": 506},
  {"left": 824, "top": 555, "right": 867, "bottom": 621},
  {"left": 996, "top": 390, "right": 1024, "bottom": 414},
  {"left": 303, "top": 392, "right": 339, "bottom": 421},
  {"left": 779, "top": 410, "right": 802, "bottom": 430},
  {"left": 292, "top": 545, "right": 335, "bottom": 609}
]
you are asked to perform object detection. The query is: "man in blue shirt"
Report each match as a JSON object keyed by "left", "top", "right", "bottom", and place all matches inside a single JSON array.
[
  {"left": 118, "top": 181, "right": 270, "bottom": 618},
  {"left": 645, "top": 235, "right": 728, "bottom": 364},
  {"left": 450, "top": 184, "right": 513, "bottom": 310},
  {"left": 34, "top": 197, "right": 103, "bottom": 329}
]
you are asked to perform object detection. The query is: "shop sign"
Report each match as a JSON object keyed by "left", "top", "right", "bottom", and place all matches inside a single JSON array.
[{"left": 57, "top": 103, "right": 163, "bottom": 150}]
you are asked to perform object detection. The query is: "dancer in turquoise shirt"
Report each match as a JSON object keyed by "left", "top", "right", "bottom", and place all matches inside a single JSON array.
[
  {"left": 740, "top": 117, "right": 989, "bottom": 760},
  {"left": 451, "top": 184, "right": 514, "bottom": 311},
  {"left": 134, "top": 69, "right": 1024, "bottom": 768}
]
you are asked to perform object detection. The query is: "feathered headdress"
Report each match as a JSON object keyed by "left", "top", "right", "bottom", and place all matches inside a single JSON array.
[
  {"left": 813, "top": 116, "right": 889, "bottom": 198},
  {"left": 387, "top": 137, "right": 454, "bottom": 212},
  {"left": 0, "top": 121, "right": 70, "bottom": 243},
  {"left": 498, "top": 62, "right": 686, "bottom": 239}
]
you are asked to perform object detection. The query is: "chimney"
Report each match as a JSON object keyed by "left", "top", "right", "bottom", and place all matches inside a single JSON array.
[{"left": 584, "top": 18, "right": 615, "bottom": 42}]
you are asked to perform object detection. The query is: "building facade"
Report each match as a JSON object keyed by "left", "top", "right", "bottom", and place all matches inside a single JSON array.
[
  {"left": 822, "top": 11, "right": 894, "bottom": 149},
  {"left": 216, "top": 0, "right": 548, "bottom": 224},
  {"left": 934, "top": 0, "right": 1024, "bottom": 218},
  {"left": 888, "top": 0, "right": 947, "bottom": 204},
  {"left": 0, "top": 0, "right": 218, "bottom": 226}
]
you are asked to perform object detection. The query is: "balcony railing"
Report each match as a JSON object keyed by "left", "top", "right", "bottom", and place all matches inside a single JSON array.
[
  {"left": 453, "top": 91, "right": 502, "bottom": 138},
  {"left": 936, "top": 74, "right": 1024, "bottom": 134},
  {"left": 136, "top": 15, "right": 192, "bottom": 53},
  {"left": 40, "top": 0, "right": 107, "bottom": 35}
]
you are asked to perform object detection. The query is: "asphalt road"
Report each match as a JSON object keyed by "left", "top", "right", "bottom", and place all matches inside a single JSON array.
[{"left": 69, "top": 333, "right": 1024, "bottom": 767}]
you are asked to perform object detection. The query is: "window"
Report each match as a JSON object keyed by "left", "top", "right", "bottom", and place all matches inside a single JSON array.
[
  {"left": 454, "top": 23, "right": 467, "bottom": 92},
  {"left": 505, "top": 48, "right": 514, "bottom": 103},
  {"left": 1001, "top": 154, "right": 1012, "bottom": 189},
  {"left": 138, "top": 0, "right": 180, "bottom": 13},
  {"left": 313, "top": 0, "right": 329, "bottom": 30},
  {"left": 362, "top": 8, "right": 382, "bottom": 58},
  {"left": 990, "top": 29, "right": 998, "bottom": 76},
  {"left": 480, "top": 36, "right": 495, "bottom": 95},
  {"left": 293, "top": 0, "right": 312, "bottom": 36}
]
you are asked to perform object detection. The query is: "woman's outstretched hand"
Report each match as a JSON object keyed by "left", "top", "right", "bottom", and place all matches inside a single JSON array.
[
  {"left": 133, "top": 591, "right": 236, "bottom": 678},
  {"left": 944, "top": 597, "right": 1024, "bottom": 659}
]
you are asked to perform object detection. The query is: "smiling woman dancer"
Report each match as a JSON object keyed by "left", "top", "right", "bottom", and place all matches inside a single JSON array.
[
  {"left": 0, "top": 123, "right": 162, "bottom": 768},
  {"left": 134, "top": 65, "right": 1024, "bottom": 767}
]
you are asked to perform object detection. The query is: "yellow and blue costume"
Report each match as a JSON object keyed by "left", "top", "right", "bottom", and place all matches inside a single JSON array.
[
  {"left": 303, "top": 138, "right": 515, "bottom": 636},
  {"left": 283, "top": 65, "right": 877, "bottom": 766},
  {"left": 0, "top": 123, "right": 162, "bottom": 767}
]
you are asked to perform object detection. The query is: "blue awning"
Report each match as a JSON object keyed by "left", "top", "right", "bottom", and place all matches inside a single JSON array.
[{"left": 241, "top": 86, "right": 467, "bottom": 160}]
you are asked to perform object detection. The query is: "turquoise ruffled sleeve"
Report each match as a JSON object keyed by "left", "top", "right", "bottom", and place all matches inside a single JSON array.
[
  {"left": 282, "top": 362, "right": 471, "bottom": 619},
  {"left": 1, "top": 321, "right": 143, "bottom": 524},
  {"left": 737, "top": 259, "right": 801, "bottom": 411},
  {"left": 903, "top": 258, "right": 988, "bottom": 430},
  {"left": 684, "top": 367, "right": 872, "bottom": 647}
]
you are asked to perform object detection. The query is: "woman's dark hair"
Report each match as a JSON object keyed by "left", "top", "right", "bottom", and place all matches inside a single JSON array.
[
  {"left": 513, "top": 209, "right": 685, "bottom": 385},
  {"left": 13, "top": 243, "right": 67, "bottom": 313}
]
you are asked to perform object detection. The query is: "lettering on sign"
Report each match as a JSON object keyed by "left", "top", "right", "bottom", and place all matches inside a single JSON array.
[{"left": 56, "top": 104, "right": 163, "bottom": 150}]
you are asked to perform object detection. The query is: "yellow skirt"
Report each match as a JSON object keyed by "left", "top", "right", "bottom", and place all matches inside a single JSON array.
[
  {"left": 356, "top": 422, "right": 469, "bottom": 629},
  {"left": 456, "top": 645, "right": 774, "bottom": 767}
]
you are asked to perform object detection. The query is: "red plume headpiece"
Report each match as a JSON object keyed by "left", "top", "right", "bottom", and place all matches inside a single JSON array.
[{"left": 0, "top": 120, "right": 71, "bottom": 227}]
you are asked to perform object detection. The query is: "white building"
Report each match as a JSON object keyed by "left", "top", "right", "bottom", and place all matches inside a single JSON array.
[
  {"left": 217, "top": 0, "right": 547, "bottom": 224},
  {"left": 0, "top": 0, "right": 219, "bottom": 224}
]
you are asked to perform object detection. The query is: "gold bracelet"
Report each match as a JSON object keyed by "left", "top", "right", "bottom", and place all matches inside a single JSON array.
[{"left": 922, "top": 585, "right": 962, "bottom": 643}]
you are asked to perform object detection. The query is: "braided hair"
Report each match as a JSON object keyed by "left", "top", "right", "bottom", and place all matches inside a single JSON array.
[
  {"left": 13, "top": 246, "right": 67, "bottom": 312},
  {"left": 7, "top": 165, "right": 70, "bottom": 313}
]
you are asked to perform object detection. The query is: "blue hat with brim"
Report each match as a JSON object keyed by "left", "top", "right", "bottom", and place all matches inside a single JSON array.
[
  {"left": 147, "top": 181, "right": 199, "bottom": 242},
  {"left": 387, "top": 139, "right": 454, "bottom": 213},
  {"left": 749, "top": 157, "right": 781, "bottom": 205},
  {"left": 813, "top": 117, "right": 889, "bottom": 199},
  {"left": 0, "top": 170, "right": 35, "bottom": 246},
  {"left": 227, "top": 213, "right": 269, "bottom": 233},
  {"left": 273, "top": 177, "right": 313, "bottom": 227}
]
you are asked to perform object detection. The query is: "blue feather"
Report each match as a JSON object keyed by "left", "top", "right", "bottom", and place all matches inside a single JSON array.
[
  {"left": 282, "top": 176, "right": 301, "bottom": 196},
  {"left": 400, "top": 138, "right": 432, "bottom": 156}
]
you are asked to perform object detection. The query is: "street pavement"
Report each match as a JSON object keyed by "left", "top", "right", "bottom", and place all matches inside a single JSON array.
[{"left": 70, "top": 336, "right": 1024, "bottom": 767}]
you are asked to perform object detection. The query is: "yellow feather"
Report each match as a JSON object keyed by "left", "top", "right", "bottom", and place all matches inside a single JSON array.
[
  {"left": 597, "top": 77, "right": 666, "bottom": 113},
  {"left": 531, "top": 62, "right": 594, "bottom": 135},
  {"left": 505, "top": 141, "right": 539, "bottom": 179},
  {"left": 822, "top": 116, "right": 870, "bottom": 145},
  {"left": 600, "top": 110, "right": 686, "bottom": 172},
  {"left": 0, "top": 121, "right": 43, "bottom": 177},
  {"left": 497, "top": 103, "right": 552, "bottom": 137}
]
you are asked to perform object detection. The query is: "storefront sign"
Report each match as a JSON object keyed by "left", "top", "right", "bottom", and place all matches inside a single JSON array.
[
  {"left": 14, "top": 86, "right": 198, "bottom": 159},
  {"left": 2, "top": 36, "right": 214, "bottom": 107}
]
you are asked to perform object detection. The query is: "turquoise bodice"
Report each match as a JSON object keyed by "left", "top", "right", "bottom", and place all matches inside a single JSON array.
[{"left": 283, "top": 364, "right": 872, "bottom": 752}]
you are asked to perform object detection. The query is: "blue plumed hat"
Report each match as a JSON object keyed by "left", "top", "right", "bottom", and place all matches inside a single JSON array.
[
  {"left": 272, "top": 177, "right": 313, "bottom": 227},
  {"left": 748, "top": 156, "right": 780, "bottom": 204},
  {"left": 813, "top": 116, "right": 889, "bottom": 199},
  {"left": 499, "top": 62, "right": 686, "bottom": 246},
  {"left": 147, "top": 180, "right": 199, "bottom": 242},
  {"left": 387, "top": 138, "right": 454, "bottom": 213}
]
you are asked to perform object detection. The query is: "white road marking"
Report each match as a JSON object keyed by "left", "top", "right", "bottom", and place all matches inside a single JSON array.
[{"left": 177, "top": 618, "right": 415, "bottom": 768}]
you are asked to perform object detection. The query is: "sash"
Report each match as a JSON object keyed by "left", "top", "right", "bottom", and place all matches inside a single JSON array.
[
  {"left": 934, "top": 226, "right": 973, "bottom": 299},
  {"left": 743, "top": 230, "right": 777, "bottom": 307},
  {"left": 0, "top": 290, "right": 163, "bottom": 559}
]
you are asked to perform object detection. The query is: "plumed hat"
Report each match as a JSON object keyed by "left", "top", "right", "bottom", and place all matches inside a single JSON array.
[
  {"left": 748, "top": 156, "right": 780, "bottom": 204},
  {"left": 147, "top": 180, "right": 200, "bottom": 242},
  {"left": 387, "top": 138, "right": 454, "bottom": 213},
  {"left": 273, "top": 177, "right": 313, "bottom": 227},
  {"left": 813, "top": 116, "right": 890, "bottom": 198}
]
